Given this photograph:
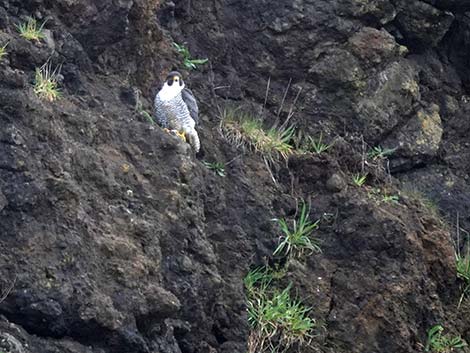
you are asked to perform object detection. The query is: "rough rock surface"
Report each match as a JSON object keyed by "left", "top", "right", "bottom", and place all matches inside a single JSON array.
[{"left": 0, "top": 0, "right": 470, "bottom": 353}]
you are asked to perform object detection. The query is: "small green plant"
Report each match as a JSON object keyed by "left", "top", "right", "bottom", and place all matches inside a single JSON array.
[
  {"left": 203, "top": 161, "right": 226, "bottom": 177},
  {"left": 17, "top": 18, "right": 46, "bottom": 41},
  {"left": 382, "top": 194, "right": 399, "bottom": 203},
  {"left": 173, "top": 42, "right": 208, "bottom": 70},
  {"left": 273, "top": 201, "right": 321, "bottom": 259},
  {"left": 139, "top": 110, "right": 155, "bottom": 124},
  {"left": 303, "top": 133, "right": 332, "bottom": 154},
  {"left": 456, "top": 248, "right": 470, "bottom": 307},
  {"left": 425, "top": 324, "right": 467, "bottom": 352},
  {"left": 247, "top": 284, "right": 316, "bottom": 353},
  {"left": 0, "top": 43, "right": 8, "bottom": 60},
  {"left": 352, "top": 173, "right": 367, "bottom": 187},
  {"left": 368, "top": 146, "right": 396, "bottom": 160},
  {"left": 221, "top": 108, "right": 295, "bottom": 162},
  {"left": 244, "top": 266, "right": 273, "bottom": 295},
  {"left": 34, "top": 63, "right": 61, "bottom": 101}
]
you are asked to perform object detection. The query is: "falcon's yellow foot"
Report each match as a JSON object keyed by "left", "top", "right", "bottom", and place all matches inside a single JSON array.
[{"left": 175, "top": 131, "right": 186, "bottom": 142}]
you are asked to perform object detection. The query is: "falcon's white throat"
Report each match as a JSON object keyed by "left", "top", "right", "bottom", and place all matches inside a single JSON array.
[{"left": 158, "top": 81, "right": 185, "bottom": 101}]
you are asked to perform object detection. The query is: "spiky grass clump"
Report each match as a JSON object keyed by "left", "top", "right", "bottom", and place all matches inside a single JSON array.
[
  {"left": 221, "top": 108, "right": 295, "bottom": 162},
  {"left": 352, "top": 173, "right": 367, "bottom": 187},
  {"left": 203, "top": 161, "right": 226, "bottom": 177},
  {"left": 456, "top": 249, "right": 470, "bottom": 308},
  {"left": 244, "top": 266, "right": 273, "bottom": 296},
  {"left": 368, "top": 146, "right": 396, "bottom": 160},
  {"left": 0, "top": 43, "right": 8, "bottom": 60},
  {"left": 302, "top": 133, "right": 332, "bottom": 155},
  {"left": 17, "top": 18, "right": 46, "bottom": 41},
  {"left": 425, "top": 325, "right": 467, "bottom": 352},
  {"left": 273, "top": 201, "right": 321, "bottom": 259},
  {"left": 382, "top": 194, "right": 399, "bottom": 203},
  {"left": 173, "top": 42, "right": 208, "bottom": 70},
  {"left": 247, "top": 284, "right": 316, "bottom": 353},
  {"left": 34, "top": 63, "right": 61, "bottom": 102}
]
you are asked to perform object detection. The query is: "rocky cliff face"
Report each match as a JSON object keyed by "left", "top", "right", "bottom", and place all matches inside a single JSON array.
[{"left": 0, "top": 1, "right": 469, "bottom": 353}]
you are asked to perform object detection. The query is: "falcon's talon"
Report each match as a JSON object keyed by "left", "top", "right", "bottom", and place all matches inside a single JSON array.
[{"left": 175, "top": 131, "right": 186, "bottom": 142}]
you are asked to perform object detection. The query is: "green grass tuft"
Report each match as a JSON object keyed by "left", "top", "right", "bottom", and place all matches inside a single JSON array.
[
  {"left": 352, "top": 173, "right": 367, "bottom": 187},
  {"left": 34, "top": 63, "right": 61, "bottom": 102},
  {"left": 425, "top": 324, "right": 467, "bottom": 352},
  {"left": 0, "top": 43, "right": 8, "bottom": 60},
  {"left": 221, "top": 108, "right": 295, "bottom": 163},
  {"left": 140, "top": 110, "right": 155, "bottom": 124},
  {"left": 17, "top": 18, "right": 46, "bottom": 41},
  {"left": 456, "top": 248, "right": 470, "bottom": 308},
  {"left": 303, "top": 133, "right": 332, "bottom": 154},
  {"left": 273, "top": 201, "right": 321, "bottom": 259},
  {"left": 382, "top": 194, "right": 399, "bottom": 203},
  {"left": 173, "top": 42, "right": 208, "bottom": 70},
  {"left": 247, "top": 284, "right": 316, "bottom": 353},
  {"left": 368, "top": 146, "right": 396, "bottom": 160},
  {"left": 203, "top": 161, "right": 226, "bottom": 177},
  {"left": 244, "top": 266, "right": 273, "bottom": 295}
]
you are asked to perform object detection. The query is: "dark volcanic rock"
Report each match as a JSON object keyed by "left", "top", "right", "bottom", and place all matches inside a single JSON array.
[
  {"left": 348, "top": 27, "right": 406, "bottom": 66},
  {"left": 426, "top": 0, "right": 470, "bottom": 10},
  {"left": 0, "top": 0, "right": 470, "bottom": 353},
  {"left": 385, "top": 104, "right": 443, "bottom": 170},
  {"left": 355, "top": 59, "right": 420, "bottom": 141},
  {"left": 394, "top": 0, "right": 455, "bottom": 48},
  {"left": 339, "top": 0, "right": 397, "bottom": 24}
]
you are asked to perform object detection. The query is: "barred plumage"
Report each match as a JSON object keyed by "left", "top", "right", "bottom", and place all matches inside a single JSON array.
[{"left": 154, "top": 71, "right": 200, "bottom": 152}]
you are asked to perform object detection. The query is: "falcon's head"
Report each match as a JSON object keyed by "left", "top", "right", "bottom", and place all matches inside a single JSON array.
[
  {"left": 158, "top": 71, "right": 186, "bottom": 101},
  {"left": 165, "top": 71, "right": 185, "bottom": 88}
]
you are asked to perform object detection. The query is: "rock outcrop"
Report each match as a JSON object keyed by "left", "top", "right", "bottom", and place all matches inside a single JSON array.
[{"left": 0, "top": 1, "right": 469, "bottom": 353}]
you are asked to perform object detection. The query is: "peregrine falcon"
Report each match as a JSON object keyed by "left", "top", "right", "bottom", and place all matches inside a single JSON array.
[{"left": 154, "top": 71, "right": 200, "bottom": 152}]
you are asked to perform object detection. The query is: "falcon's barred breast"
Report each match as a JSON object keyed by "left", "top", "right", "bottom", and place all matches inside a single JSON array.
[{"left": 154, "top": 71, "right": 200, "bottom": 152}]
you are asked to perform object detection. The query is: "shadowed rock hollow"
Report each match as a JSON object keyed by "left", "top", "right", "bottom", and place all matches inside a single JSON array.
[{"left": 0, "top": 0, "right": 470, "bottom": 353}]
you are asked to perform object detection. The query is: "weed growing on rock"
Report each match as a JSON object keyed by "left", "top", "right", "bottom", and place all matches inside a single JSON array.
[
  {"left": 352, "top": 173, "right": 367, "bottom": 187},
  {"left": 382, "top": 194, "right": 399, "bottom": 203},
  {"left": 17, "top": 18, "right": 46, "bottom": 41},
  {"left": 302, "top": 133, "right": 332, "bottom": 154},
  {"left": 246, "top": 284, "right": 316, "bottom": 353},
  {"left": 34, "top": 63, "right": 61, "bottom": 102},
  {"left": 0, "top": 43, "right": 8, "bottom": 60},
  {"left": 367, "top": 188, "right": 399, "bottom": 204},
  {"left": 425, "top": 324, "right": 466, "bottom": 352},
  {"left": 244, "top": 202, "right": 321, "bottom": 352},
  {"left": 456, "top": 249, "right": 470, "bottom": 308},
  {"left": 368, "top": 146, "right": 396, "bottom": 160},
  {"left": 139, "top": 110, "right": 155, "bottom": 124},
  {"left": 220, "top": 108, "right": 295, "bottom": 163},
  {"left": 244, "top": 266, "right": 273, "bottom": 295},
  {"left": 173, "top": 42, "right": 208, "bottom": 70},
  {"left": 273, "top": 201, "right": 321, "bottom": 259},
  {"left": 203, "top": 161, "right": 226, "bottom": 177}
]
